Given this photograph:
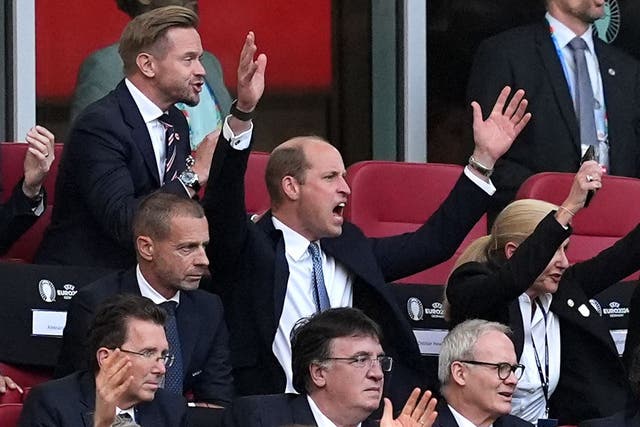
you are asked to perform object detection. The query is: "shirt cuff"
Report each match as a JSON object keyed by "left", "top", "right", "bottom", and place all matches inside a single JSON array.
[
  {"left": 463, "top": 165, "right": 496, "bottom": 195},
  {"left": 222, "top": 115, "right": 253, "bottom": 150}
]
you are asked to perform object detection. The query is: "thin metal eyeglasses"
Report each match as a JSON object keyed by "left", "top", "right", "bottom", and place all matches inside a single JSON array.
[
  {"left": 458, "top": 360, "right": 525, "bottom": 380},
  {"left": 118, "top": 348, "right": 175, "bottom": 368},
  {"left": 324, "top": 355, "right": 393, "bottom": 372}
]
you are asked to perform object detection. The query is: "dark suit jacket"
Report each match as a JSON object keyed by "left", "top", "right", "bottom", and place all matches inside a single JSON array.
[
  {"left": 467, "top": 20, "right": 640, "bottom": 220},
  {"left": 579, "top": 408, "right": 640, "bottom": 427},
  {"left": 0, "top": 179, "right": 45, "bottom": 254},
  {"left": 55, "top": 268, "right": 233, "bottom": 405},
  {"left": 434, "top": 400, "right": 533, "bottom": 427},
  {"left": 447, "top": 213, "right": 639, "bottom": 424},
  {"left": 18, "top": 370, "right": 187, "bottom": 427},
  {"left": 202, "top": 137, "right": 491, "bottom": 409},
  {"left": 35, "top": 80, "right": 191, "bottom": 268},
  {"left": 224, "top": 393, "right": 378, "bottom": 427}
]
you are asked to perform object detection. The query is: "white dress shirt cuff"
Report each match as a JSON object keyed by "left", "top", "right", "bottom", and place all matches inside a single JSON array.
[
  {"left": 223, "top": 115, "right": 253, "bottom": 150},
  {"left": 464, "top": 165, "right": 496, "bottom": 195}
]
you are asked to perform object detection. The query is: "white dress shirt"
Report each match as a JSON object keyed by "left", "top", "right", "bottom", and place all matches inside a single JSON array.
[
  {"left": 546, "top": 12, "right": 609, "bottom": 167},
  {"left": 308, "top": 395, "right": 362, "bottom": 427},
  {"left": 271, "top": 217, "right": 353, "bottom": 393},
  {"left": 512, "top": 293, "right": 560, "bottom": 423},
  {"left": 136, "top": 264, "right": 180, "bottom": 305},
  {"left": 449, "top": 404, "right": 493, "bottom": 427},
  {"left": 115, "top": 407, "right": 136, "bottom": 423}
]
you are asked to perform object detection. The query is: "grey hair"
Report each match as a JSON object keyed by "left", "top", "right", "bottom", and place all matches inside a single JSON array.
[{"left": 438, "top": 319, "right": 512, "bottom": 386}]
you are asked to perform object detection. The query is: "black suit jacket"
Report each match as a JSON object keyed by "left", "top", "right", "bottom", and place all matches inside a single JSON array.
[
  {"left": 0, "top": 179, "right": 45, "bottom": 254},
  {"left": 18, "top": 370, "right": 187, "bottom": 427},
  {"left": 467, "top": 20, "right": 640, "bottom": 219},
  {"left": 447, "top": 213, "right": 638, "bottom": 424},
  {"left": 224, "top": 393, "right": 378, "bottom": 427},
  {"left": 35, "top": 80, "right": 191, "bottom": 268},
  {"left": 202, "top": 137, "right": 491, "bottom": 409},
  {"left": 55, "top": 268, "right": 233, "bottom": 405},
  {"left": 623, "top": 284, "right": 640, "bottom": 370},
  {"left": 434, "top": 400, "right": 533, "bottom": 427}
]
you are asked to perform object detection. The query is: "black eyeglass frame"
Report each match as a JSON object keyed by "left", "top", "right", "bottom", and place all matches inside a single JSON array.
[
  {"left": 117, "top": 348, "right": 175, "bottom": 368},
  {"left": 323, "top": 355, "right": 393, "bottom": 372},
  {"left": 458, "top": 360, "right": 525, "bottom": 380}
]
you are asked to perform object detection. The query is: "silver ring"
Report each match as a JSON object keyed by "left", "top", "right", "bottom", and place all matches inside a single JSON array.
[
  {"left": 44, "top": 152, "right": 50, "bottom": 158},
  {"left": 586, "top": 175, "right": 594, "bottom": 182}
]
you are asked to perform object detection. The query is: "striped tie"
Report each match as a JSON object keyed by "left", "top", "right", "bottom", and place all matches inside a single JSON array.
[{"left": 158, "top": 117, "right": 180, "bottom": 183}]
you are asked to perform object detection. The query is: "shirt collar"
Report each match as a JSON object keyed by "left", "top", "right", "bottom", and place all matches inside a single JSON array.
[
  {"left": 448, "top": 404, "right": 493, "bottom": 427},
  {"left": 115, "top": 406, "right": 136, "bottom": 422},
  {"left": 518, "top": 292, "right": 553, "bottom": 314},
  {"left": 272, "top": 216, "right": 316, "bottom": 262},
  {"left": 136, "top": 264, "right": 180, "bottom": 305},
  {"left": 546, "top": 12, "right": 595, "bottom": 53},
  {"left": 125, "top": 78, "right": 165, "bottom": 124},
  {"left": 307, "top": 395, "right": 362, "bottom": 427}
]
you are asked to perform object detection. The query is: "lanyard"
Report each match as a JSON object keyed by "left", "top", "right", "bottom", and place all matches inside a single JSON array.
[{"left": 530, "top": 298, "right": 551, "bottom": 417}]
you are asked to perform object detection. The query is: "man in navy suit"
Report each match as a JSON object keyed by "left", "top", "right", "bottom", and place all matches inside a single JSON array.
[
  {"left": 19, "top": 294, "right": 188, "bottom": 427},
  {"left": 55, "top": 192, "right": 233, "bottom": 406},
  {"left": 434, "top": 319, "right": 532, "bottom": 427},
  {"left": 467, "top": 0, "right": 640, "bottom": 223},
  {"left": 202, "top": 28, "right": 531, "bottom": 409},
  {"left": 36, "top": 6, "right": 218, "bottom": 268},
  {"left": 225, "top": 308, "right": 438, "bottom": 427}
]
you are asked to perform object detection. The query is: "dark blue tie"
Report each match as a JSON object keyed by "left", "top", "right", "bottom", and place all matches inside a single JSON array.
[
  {"left": 308, "top": 242, "right": 331, "bottom": 312},
  {"left": 160, "top": 301, "right": 183, "bottom": 394}
]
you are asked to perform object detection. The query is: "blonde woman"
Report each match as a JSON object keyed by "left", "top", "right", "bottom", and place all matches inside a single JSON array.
[{"left": 445, "top": 161, "right": 638, "bottom": 425}]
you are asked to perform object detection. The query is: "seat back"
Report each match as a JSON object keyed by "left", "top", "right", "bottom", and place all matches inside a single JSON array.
[
  {"left": 0, "top": 403, "right": 22, "bottom": 427},
  {"left": 245, "top": 151, "right": 270, "bottom": 216},
  {"left": 0, "top": 142, "right": 64, "bottom": 262},
  {"left": 0, "top": 363, "right": 53, "bottom": 391},
  {"left": 516, "top": 172, "right": 640, "bottom": 280},
  {"left": 345, "top": 161, "right": 487, "bottom": 284}
]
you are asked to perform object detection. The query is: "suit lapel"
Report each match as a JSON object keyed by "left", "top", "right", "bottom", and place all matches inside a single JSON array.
[
  {"left": 116, "top": 81, "right": 162, "bottom": 186},
  {"left": 79, "top": 371, "right": 96, "bottom": 427},
  {"left": 536, "top": 21, "right": 580, "bottom": 152},
  {"left": 176, "top": 292, "right": 198, "bottom": 375},
  {"left": 290, "top": 395, "right": 319, "bottom": 426},
  {"left": 596, "top": 39, "right": 623, "bottom": 172},
  {"left": 434, "top": 402, "right": 460, "bottom": 427},
  {"left": 509, "top": 301, "right": 526, "bottom": 359}
]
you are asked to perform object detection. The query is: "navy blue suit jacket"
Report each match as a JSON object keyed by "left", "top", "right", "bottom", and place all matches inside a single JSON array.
[
  {"left": 36, "top": 80, "right": 191, "bottom": 268},
  {"left": 202, "top": 137, "right": 491, "bottom": 409},
  {"left": 224, "top": 393, "right": 379, "bottom": 427},
  {"left": 468, "top": 20, "right": 640, "bottom": 219},
  {"left": 55, "top": 268, "right": 234, "bottom": 405},
  {"left": 0, "top": 179, "right": 44, "bottom": 254},
  {"left": 434, "top": 401, "right": 533, "bottom": 427},
  {"left": 18, "top": 370, "right": 187, "bottom": 427}
]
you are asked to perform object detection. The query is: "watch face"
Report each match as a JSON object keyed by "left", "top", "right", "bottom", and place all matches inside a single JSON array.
[{"left": 180, "top": 170, "right": 198, "bottom": 187}]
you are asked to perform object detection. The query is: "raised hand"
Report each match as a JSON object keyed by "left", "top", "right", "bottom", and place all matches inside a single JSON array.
[
  {"left": 555, "top": 160, "right": 604, "bottom": 225},
  {"left": 0, "top": 375, "right": 23, "bottom": 395},
  {"left": 94, "top": 349, "right": 133, "bottom": 427},
  {"left": 236, "top": 31, "right": 267, "bottom": 113},
  {"left": 380, "top": 388, "right": 438, "bottom": 427},
  {"left": 470, "top": 86, "right": 531, "bottom": 173},
  {"left": 22, "top": 125, "right": 55, "bottom": 198}
]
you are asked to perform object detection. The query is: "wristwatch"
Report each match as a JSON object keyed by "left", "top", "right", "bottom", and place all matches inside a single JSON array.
[
  {"left": 178, "top": 155, "right": 201, "bottom": 193},
  {"left": 230, "top": 99, "right": 254, "bottom": 121}
]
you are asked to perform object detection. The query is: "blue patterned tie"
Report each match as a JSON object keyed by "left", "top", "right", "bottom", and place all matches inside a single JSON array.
[
  {"left": 308, "top": 242, "right": 331, "bottom": 312},
  {"left": 160, "top": 301, "right": 183, "bottom": 394}
]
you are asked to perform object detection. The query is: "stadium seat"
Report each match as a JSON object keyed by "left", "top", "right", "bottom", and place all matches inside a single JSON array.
[
  {"left": 345, "top": 160, "right": 487, "bottom": 285},
  {"left": 245, "top": 151, "right": 270, "bottom": 216},
  {"left": 516, "top": 172, "right": 640, "bottom": 280},
  {"left": 0, "top": 389, "right": 22, "bottom": 405},
  {"left": 0, "top": 363, "right": 52, "bottom": 392},
  {"left": 0, "top": 403, "right": 22, "bottom": 427},
  {"left": 0, "top": 142, "right": 64, "bottom": 263}
]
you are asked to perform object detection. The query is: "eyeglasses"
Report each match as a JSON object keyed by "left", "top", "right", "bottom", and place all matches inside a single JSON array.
[
  {"left": 458, "top": 360, "right": 525, "bottom": 380},
  {"left": 119, "top": 348, "right": 175, "bottom": 367},
  {"left": 324, "top": 355, "right": 393, "bottom": 372}
]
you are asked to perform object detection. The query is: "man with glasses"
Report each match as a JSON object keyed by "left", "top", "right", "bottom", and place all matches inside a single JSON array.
[
  {"left": 224, "top": 307, "right": 438, "bottom": 427},
  {"left": 434, "top": 319, "right": 532, "bottom": 427},
  {"left": 55, "top": 192, "right": 233, "bottom": 407},
  {"left": 19, "top": 294, "right": 188, "bottom": 426}
]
